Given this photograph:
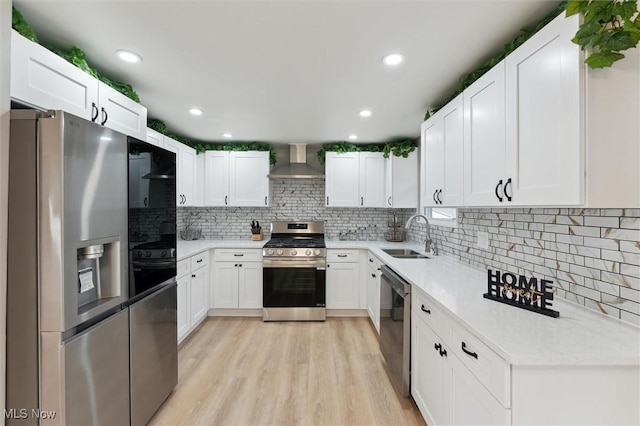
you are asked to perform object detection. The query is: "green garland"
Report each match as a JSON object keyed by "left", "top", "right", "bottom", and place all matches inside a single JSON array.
[
  {"left": 12, "top": 6, "right": 140, "bottom": 103},
  {"left": 147, "top": 118, "right": 277, "bottom": 165},
  {"left": 425, "top": 1, "right": 567, "bottom": 120},
  {"left": 317, "top": 139, "right": 417, "bottom": 165},
  {"left": 567, "top": 0, "right": 640, "bottom": 69}
]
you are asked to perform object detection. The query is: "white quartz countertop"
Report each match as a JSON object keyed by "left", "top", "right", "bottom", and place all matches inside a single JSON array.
[{"left": 179, "top": 238, "right": 640, "bottom": 366}]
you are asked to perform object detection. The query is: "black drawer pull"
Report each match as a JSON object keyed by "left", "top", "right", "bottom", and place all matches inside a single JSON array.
[
  {"left": 369, "top": 258, "right": 373, "bottom": 262},
  {"left": 234, "top": 254, "right": 244, "bottom": 257},
  {"left": 461, "top": 342, "right": 478, "bottom": 359},
  {"left": 421, "top": 304, "right": 431, "bottom": 314},
  {"left": 434, "top": 343, "right": 441, "bottom": 352},
  {"left": 191, "top": 274, "right": 196, "bottom": 278},
  {"left": 504, "top": 178, "right": 513, "bottom": 202},
  {"left": 440, "top": 347, "right": 447, "bottom": 357},
  {"left": 337, "top": 254, "right": 347, "bottom": 258},
  {"left": 196, "top": 259, "right": 203, "bottom": 263},
  {"left": 371, "top": 273, "right": 376, "bottom": 278},
  {"left": 495, "top": 179, "right": 503, "bottom": 202}
]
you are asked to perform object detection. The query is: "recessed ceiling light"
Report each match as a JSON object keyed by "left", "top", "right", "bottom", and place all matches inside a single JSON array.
[
  {"left": 223, "top": 133, "right": 233, "bottom": 138},
  {"left": 116, "top": 50, "right": 142, "bottom": 63},
  {"left": 383, "top": 53, "right": 404, "bottom": 66},
  {"left": 348, "top": 134, "right": 358, "bottom": 140},
  {"left": 359, "top": 110, "right": 372, "bottom": 118},
  {"left": 189, "top": 108, "right": 203, "bottom": 116}
]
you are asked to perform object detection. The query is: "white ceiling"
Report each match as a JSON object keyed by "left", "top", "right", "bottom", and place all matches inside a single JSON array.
[{"left": 13, "top": 0, "right": 560, "bottom": 145}]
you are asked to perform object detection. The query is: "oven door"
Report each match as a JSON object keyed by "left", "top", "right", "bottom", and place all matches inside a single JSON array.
[{"left": 263, "top": 260, "right": 326, "bottom": 308}]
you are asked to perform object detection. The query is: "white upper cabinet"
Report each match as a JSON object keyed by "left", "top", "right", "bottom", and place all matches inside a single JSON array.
[
  {"left": 203, "top": 151, "right": 230, "bottom": 206},
  {"left": 422, "top": 95, "right": 463, "bottom": 207},
  {"left": 358, "top": 152, "right": 387, "bottom": 207},
  {"left": 229, "top": 151, "right": 270, "bottom": 207},
  {"left": 463, "top": 62, "right": 506, "bottom": 206},
  {"left": 202, "top": 151, "right": 270, "bottom": 207},
  {"left": 505, "top": 13, "right": 583, "bottom": 206},
  {"left": 10, "top": 30, "right": 147, "bottom": 140},
  {"left": 325, "top": 152, "right": 386, "bottom": 208},
  {"left": 325, "top": 152, "right": 360, "bottom": 207},
  {"left": 146, "top": 128, "right": 164, "bottom": 147},
  {"left": 163, "top": 137, "right": 198, "bottom": 207},
  {"left": 385, "top": 151, "right": 419, "bottom": 208}
]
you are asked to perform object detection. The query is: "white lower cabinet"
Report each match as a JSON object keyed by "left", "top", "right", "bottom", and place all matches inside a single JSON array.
[
  {"left": 411, "top": 287, "right": 510, "bottom": 425},
  {"left": 364, "top": 251, "right": 383, "bottom": 333},
  {"left": 211, "top": 249, "right": 263, "bottom": 309},
  {"left": 326, "top": 250, "right": 362, "bottom": 309},
  {"left": 177, "top": 250, "right": 210, "bottom": 343}
]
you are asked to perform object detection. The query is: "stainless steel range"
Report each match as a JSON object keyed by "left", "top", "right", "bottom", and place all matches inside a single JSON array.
[{"left": 263, "top": 221, "right": 327, "bottom": 321}]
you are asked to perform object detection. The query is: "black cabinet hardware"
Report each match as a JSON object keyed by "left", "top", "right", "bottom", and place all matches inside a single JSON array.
[
  {"left": 421, "top": 305, "right": 431, "bottom": 314},
  {"left": 504, "top": 178, "right": 513, "bottom": 201},
  {"left": 143, "top": 197, "right": 147, "bottom": 207},
  {"left": 238, "top": 264, "right": 242, "bottom": 267},
  {"left": 361, "top": 196, "right": 364, "bottom": 206},
  {"left": 433, "top": 189, "right": 438, "bottom": 204},
  {"left": 91, "top": 103, "right": 99, "bottom": 122},
  {"left": 369, "top": 258, "right": 373, "bottom": 262},
  {"left": 434, "top": 342, "right": 441, "bottom": 352},
  {"left": 371, "top": 273, "right": 376, "bottom": 278},
  {"left": 191, "top": 274, "right": 196, "bottom": 278},
  {"left": 224, "top": 195, "right": 228, "bottom": 205},
  {"left": 388, "top": 196, "right": 392, "bottom": 206},
  {"left": 337, "top": 254, "right": 347, "bottom": 258},
  {"left": 495, "top": 179, "right": 504, "bottom": 202},
  {"left": 265, "top": 196, "right": 268, "bottom": 205},
  {"left": 234, "top": 254, "right": 244, "bottom": 257},
  {"left": 439, "top": 347, "right": 447, "bottom": 357},
  {"left": 196, "top": 259, "right": 203, "bottom": 263},
  {"left": 100, "top": 107, "right": 108, "bottom": 125},
  {"left": 461, "top": 342, "right": 478, "bottom": 359},
  {"left": 234, "top": 264, "right": 238, "bottom": 267},
  {"left": 326, "top": 196, "right": 329, "bottom": 205},
  {"left": 437, "top": 189, "right": 443, "bottom": 204}
]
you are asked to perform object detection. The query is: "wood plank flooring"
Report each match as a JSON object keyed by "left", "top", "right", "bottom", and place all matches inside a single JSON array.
[{"left": 150, "top": 317, "right": 426, "bottom": 426}]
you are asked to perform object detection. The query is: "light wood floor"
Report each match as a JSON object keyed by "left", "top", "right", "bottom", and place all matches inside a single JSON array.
[{"left": 149, "top": 317, "right": 426, "bottom": 426}]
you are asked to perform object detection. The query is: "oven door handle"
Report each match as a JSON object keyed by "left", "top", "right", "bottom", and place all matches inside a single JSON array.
[
  {"left": 132, "top": 260, "right": 176, "bottom": 269},
  {"left": 263, "top": 260, "right": 326, "bottom": 269}
]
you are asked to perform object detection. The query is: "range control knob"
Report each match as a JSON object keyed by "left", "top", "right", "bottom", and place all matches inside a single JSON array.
[
  {"left": 305, "top": 249, "right": 312, "bottom": 256},
  {"left": 137, "top": 251, "right": 143, "bottom": 258},
  {"left": 314, "top": 249, "right": 321, "bottom": 255},
  {"left": 276, "top": 249, "right": 284, "bottom": 256},
  {"left": 161, "top": 250, "right": 167, "bottom": 257},
  {"left": 145, "top": 251, "right": 152, "bottom": 258},
  {"left": 266, "top": 249, "right": 274, "bottom": 255},
  {"left": 290, "top": 249, "right": 298, "bottom": 256}
]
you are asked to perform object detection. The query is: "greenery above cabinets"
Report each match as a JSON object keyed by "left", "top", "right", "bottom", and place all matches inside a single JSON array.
[
  {"left": 147, "top": 119, "right": 277, "bottom": 165},
  {"left": 567, "top": 0, "right": 640, "bottom": 69},
  {"left": 317, "top": 139, "right": 417, "bottom": 165},
  {"left": 11, "top": 6, "right": 140, "bottom": 102}
]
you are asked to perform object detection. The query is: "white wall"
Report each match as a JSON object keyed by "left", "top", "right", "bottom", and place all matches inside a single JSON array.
[{"left": 1, "top": 0, "right": 11, "bottom": 423}]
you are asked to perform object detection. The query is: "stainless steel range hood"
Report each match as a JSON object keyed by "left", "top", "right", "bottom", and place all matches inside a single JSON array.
[{"left": 268, "top": 143, "right": 325, "bottom": 179}]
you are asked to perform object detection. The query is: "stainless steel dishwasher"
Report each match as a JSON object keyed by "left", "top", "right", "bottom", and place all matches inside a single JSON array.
[{"left": 379, "top": 265, "right": 411, "bottom": 397}]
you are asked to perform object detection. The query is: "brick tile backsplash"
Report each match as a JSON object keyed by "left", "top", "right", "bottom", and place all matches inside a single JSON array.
[
  {"left": 406, "top": 208, "right": 640, "bottom": 326},
  {"left": 177, "top": 179, "right": 414, "bottom": 242}
]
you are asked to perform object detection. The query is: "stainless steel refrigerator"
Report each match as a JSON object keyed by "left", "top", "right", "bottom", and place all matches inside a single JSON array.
[{"left": 6, "top": 110, "right": 176, "bottom": 425}]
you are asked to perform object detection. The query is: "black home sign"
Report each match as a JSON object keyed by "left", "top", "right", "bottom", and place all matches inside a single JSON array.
[{"left": 483, "top": 269, "right": 559, "bottom": 318}]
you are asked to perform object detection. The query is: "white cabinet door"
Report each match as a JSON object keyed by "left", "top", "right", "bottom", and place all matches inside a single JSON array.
[
  {"left": 238, "top": 262, "right": 263, "bottom": 309},
  {"left": 422, "top": 115, "right": 443, "bottom": 208},
  {"left": 203, "top": 151, "right": 230, "bottom": 206},
  {"left": 366, "top": 266, "right": 380, "bottom": 333},
  {"left": 97, "top": 82, "right": 147, "bottom": 140},
  {"left": 326, "top": 262, "right": 360, "bottom": 309},
  {"left": 146, "top": 128, "right": 164, "bottom": 147},
  {"left": 449, "top": 353, "right": 510, "bottom": 425},
  {"left": 190, "top": 267, "right": 208, "bottom": 325},
  {"left": 180, "top": 145, "right": 197, "bottom": 206},
  {"left": 441, "top": 95, "right": 464, "bottom": 206},
  {"left": 229, "top": 151, "right": 270, "bottom": 207},
  {"left": 463, "top": 62, "right": 506, "bottom": 206},
  {"left": 411, "top": 315, "right": 447, "bottom": 426},
  {"left": 128, "top": 153, "right": 151, "bottom": 208},
  {"left": 386, "top": 151, "right": 419, "bottom": 208},
  {"left": 505, "top": 13, "right": 583, "bottom": 206},
  {"left": 325, "top": 152, "right": 359, "bottom": 207},
  {"left": 10, "top": 30, "right": 98, "bottom": 119},
  {"left": 359, "top": 152, "right": 386, "bottom": 207},
  {"left": 212, "top": 262, "right": 239, "bottom": 308},
  {"left": 177, "top": 275, "right": 190, "bottom": 343}
]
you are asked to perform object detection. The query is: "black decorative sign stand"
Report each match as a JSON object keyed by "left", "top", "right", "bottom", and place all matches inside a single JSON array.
[{"left": 483, "top": 269, "right": 559, "bottom": 318}]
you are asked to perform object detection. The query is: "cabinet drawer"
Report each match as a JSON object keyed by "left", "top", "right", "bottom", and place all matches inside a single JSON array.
[
  {"left": 190, "top": 250, "right": 210, "bottom": 271},
  {"left": 450, "top": 322, "right": 511, "bottom": 408},
  {"left": 411, "top": 289, "right": 444, "bottom": 339},
  {"left": 215, "top": 249, "right": 262, "bottom": 262},
  {"left": 327, "top": 249, "right": 359, "bottom": 262},
  {"left": 177, "top": 259, "right": 190, "bottom": 279},
  {"left": 366, "top": 252, "right": 383, "bottom": 272}
]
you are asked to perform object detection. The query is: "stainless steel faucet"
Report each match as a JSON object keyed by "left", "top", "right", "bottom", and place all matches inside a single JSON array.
[{"left": 405, "top": 214, "right": 433, "bottom": 254}]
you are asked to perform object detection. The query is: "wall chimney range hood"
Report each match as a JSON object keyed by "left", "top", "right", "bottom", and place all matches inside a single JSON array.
[{"left": 268, "top": 143, "right": 325, "bottom": 180}]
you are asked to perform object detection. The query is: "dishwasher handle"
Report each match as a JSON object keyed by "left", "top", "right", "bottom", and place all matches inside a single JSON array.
[{"left": 380, "top": 265, "right": 411, "bottom": 297}]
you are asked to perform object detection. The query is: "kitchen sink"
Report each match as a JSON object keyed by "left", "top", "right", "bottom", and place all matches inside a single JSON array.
[{"left": 381, "top": 249, "right": 429, "bottom": 259}]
